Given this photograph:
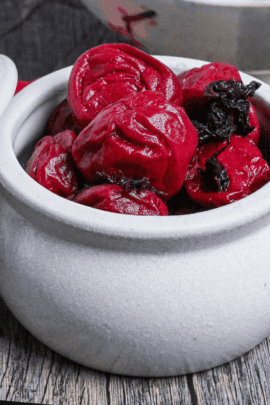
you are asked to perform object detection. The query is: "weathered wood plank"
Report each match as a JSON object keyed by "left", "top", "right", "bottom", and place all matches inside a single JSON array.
[
  {"left": 192, "top": 338, "right": 270, "bottom": 405},
  {"left": 0, "top": 294, "right": 194, "bottom": 405},
  {"left": 108, "top": 374, "right": 192, "bottom": 405},
  {"left": 2, "top": 288, "right": 270, "bottom": 405},
  {"left": 0, "top": 297, "right": 108, "bottom": 405}
]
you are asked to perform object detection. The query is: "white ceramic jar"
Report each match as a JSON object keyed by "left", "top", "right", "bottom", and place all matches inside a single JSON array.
[
  {"left": 0, "top": 56, "right": 270, "bottom": 377},
  {"left": 79, "top": 0, "right": 270, "bottom": 71}
]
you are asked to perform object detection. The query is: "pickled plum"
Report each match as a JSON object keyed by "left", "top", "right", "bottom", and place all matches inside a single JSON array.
[
  {"left": 185, "top": 135, "right": 270, "bottom": 208},
  {"left": 70, "top": 184, "right": 169, "bottom": 216},
  {"left": 25, "top": 45, "right": 268, "bottom": 216},
  {"left": 71, "top": 91, "right": 198, "bottom": 201},
  {"left": 26, "top": 130, "right": 79, "bottom": 197},
  {"left": 67, "top": 43, "right": 183, "bottom": 128}
]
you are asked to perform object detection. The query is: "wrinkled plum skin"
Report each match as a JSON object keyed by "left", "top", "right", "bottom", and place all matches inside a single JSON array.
[
  {"left": 45, "top": 99, "right": 83, "bottom": 136},
  {"left": 185, "top": 135, "right": 270, "bottom": 208},
  {"left": 67, "top": 43, "right": 183, "bottom": 128},
  {"left": 71, "top": 184, "right": 169, "bottom": 216},
  {"left": 26, "top": 130, "right": 79, "bottom": 197},
  {"left": 247, "top": 102, "right": 260, "bottom": 145},
  {"left": 72, "top": 91, "right": 198, "bottom": 201},
  {"left": 178, "top": 62, "right": 261, "bottom": 145},
  {"left": 178, "top": 62, "right": 242, "bottom": 108}
]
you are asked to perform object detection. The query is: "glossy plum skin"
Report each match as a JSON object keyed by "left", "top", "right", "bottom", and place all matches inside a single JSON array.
[
  {"left": 67, "top": 43, "right": 183, "bottom": 128},
  {"left": 177, "top": 62, "right": 242, "bottom": 108},
  {"left": 26, "top": 130, "right": 79, "bottom": 197},
  {"left": 185, "top": 135, "right": 270, "bottom": 208},
  {"left": 24, "top": 48, "right": 268, "bottom": 216},
  {"left": 72, "top": 91, "right": 198, "bottom": 201},
  {"left": 244, "top": 102, "right": 260, "bottom": 145},
  {"left": 45, "top": 99, "right": 83, "bottom": 136},
  {"left": 178, "top": 63, "right": 261, "bottom": 145},
  {"left": 70, "top": 184, "right": 169, "bottom": 216}
]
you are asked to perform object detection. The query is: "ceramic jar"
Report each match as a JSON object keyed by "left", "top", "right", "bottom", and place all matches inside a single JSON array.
[{"left": 0, "top": 56, "right": 270, "bottom": 377}]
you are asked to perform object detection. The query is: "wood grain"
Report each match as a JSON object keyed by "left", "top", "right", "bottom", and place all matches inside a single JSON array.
[
  {"left": 0, "top": 294, "right": 192, "bottom": 405},
  {"left": 1, "top": 293, "right": 270, "bottom": 405}
]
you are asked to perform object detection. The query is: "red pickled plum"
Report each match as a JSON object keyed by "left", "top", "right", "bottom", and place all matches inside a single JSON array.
[
  {"left": 45, "top": 99, "right": 83, "bottom": 136},
  {"left": 70, "top": 184, "right": 168, "bottom": 216},
  {"left": 185, "top": 135, "right": 270, "bottom": 208},
  {"left": 178, "top": 62, "right": 242, "bottom": 109},
  {"left": 26, "top": 130, "right": 79, "bottom": 197},
  {"left": 72, "top": 91, "right": 198, "bottom": 201},
  {"left": 67, "top": 43, "right": 183, "bottom": 128}
]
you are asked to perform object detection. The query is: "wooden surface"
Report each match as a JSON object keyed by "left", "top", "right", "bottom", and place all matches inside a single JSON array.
[
  {"left": 1, "top": 292, "right": 270, "bottom": 405},
  {"left": 1, "top": 1, "right": 270, "bottom": 404}
]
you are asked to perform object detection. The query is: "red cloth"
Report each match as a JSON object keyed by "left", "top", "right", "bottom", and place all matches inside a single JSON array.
[{"left": 15, "top": 80, "right": 35, "bottom": 94}]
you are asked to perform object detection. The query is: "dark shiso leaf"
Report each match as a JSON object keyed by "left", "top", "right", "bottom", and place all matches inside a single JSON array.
[
  {"left": 205, "top": 80, "right": 261, "bottom": 104},
  {"left": 192, "top": 79, "right": 261, "bottom": 145},
  {"left": 199, "top": 144, "right": 230, "bottom": 192},
  {"left": 193, "top": 102, "right": 236, "bottom": 145},
  {"left": 96, "top": 171, "right": 165, "bottom": 195},
  {"left": 205, "top": 79, "right": 261, "bottom": 135}
]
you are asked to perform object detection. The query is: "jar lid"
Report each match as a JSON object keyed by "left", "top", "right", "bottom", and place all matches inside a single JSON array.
[{"left": 0, "top": 55, "right": 18, "bottom": 119}]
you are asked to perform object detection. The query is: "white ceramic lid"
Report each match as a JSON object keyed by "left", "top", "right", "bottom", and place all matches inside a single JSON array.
[{"left": 0, "top": 55, "right": 17, "bottom": 119}]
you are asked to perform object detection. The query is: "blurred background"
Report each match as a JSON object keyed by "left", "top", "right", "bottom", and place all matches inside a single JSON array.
[
  {"left": 1, "top": 0, "right": 270, "bottom": 83},
  {"left": 0, "top": 0, "right": 133, "bottom": 81}
]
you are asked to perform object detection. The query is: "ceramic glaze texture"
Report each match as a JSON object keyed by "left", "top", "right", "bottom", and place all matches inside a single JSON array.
[
  {"left": 1, "top": 56, "right": 270, "bottom": 377},
  {"left": 79, "top": 0, "right": 270, "bottom": 71}
]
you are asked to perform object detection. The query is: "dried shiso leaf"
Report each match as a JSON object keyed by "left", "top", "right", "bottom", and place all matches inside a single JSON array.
[
  {"left": 193, "top": 105, "right": 236, "bottom": 145},
  {"left": 192, "top": 79, "right": 261, "bottom": 146},
  {"left": 205, "top": 79, "right": 261, "bottom": 105},
  {"left": 96, "top": 170, "right": 165, "bottom": 196},
  {"left": 199, "top": 144, "right": 230, "bottom": 192},
  {"left": 206, "top": 79, "right": 261, "bottom": 134}
]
